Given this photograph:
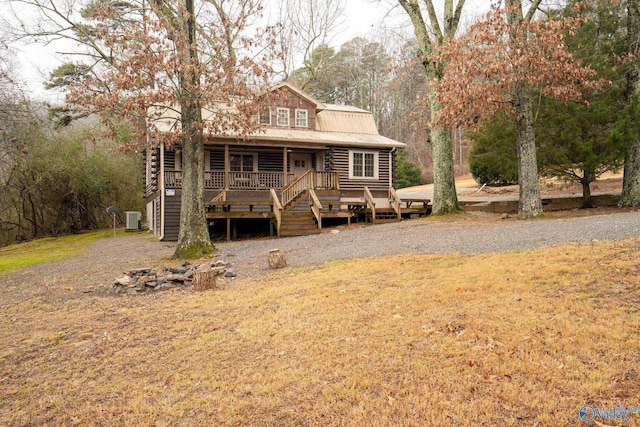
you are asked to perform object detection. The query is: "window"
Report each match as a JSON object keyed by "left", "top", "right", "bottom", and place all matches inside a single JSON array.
[
  {"left": 295, "top": 109, "right": 308, "bottom": 127},
  {"left": 350, "top": 150, "right": 378, "bottom": 179},
  {"left": 276, "top": 108, "right": 290, "bottom": 126},
  {"left": 259, "top": 109, "right": 271, "bottom": 125},
  {"left": 230, "top": 153, "right": 256, "bottom": 172}
]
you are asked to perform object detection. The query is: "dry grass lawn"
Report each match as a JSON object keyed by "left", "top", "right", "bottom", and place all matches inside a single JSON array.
[{"left": 1, "top": 239, "right": 639, "bottom": 426}]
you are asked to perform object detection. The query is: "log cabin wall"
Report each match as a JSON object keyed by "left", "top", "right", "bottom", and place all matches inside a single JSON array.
[
  {"left": 327, "top": 146, "right": 392, "bottom": 195},
  {"left": 163, "top": 189, "right": 182, "bottom": 241}
]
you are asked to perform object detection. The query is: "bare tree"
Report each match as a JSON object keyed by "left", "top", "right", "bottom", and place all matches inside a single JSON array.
[
  {"left": 397, "top": 0, "right": 464, "bottom": 214},
  {"left": 435, "top": 1, "right": 607, "bottom": 217},
  {"left": 7, "top": 0, "right": 276, "bottom": 258},
  {"left": 277, "top": 0, "right": 344, "bottom": 88}
]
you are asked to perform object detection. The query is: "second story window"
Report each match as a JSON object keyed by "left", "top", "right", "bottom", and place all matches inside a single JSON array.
[
  {"left": 276, "top": 107, "right": 290, "bottom": 126},
  {"left": 295, "top": 109, "right": 308, "bottom": 127},
  {"left": 259, "top": 109, "right": 271, "bottom": 125}
]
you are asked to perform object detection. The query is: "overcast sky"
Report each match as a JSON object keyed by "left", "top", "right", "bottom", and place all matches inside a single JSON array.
[{"left": 12, "top": 0, "right": 491, "bottom": 102}]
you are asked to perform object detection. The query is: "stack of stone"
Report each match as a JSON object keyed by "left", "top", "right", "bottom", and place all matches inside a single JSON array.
[{"left": 111, "top": 260, "right": 235, "bottom": 294}]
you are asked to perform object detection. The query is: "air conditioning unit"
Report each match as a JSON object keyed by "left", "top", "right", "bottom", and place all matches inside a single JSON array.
[{"left": 125, "top": 211, "right": 141, "bottom": 231}]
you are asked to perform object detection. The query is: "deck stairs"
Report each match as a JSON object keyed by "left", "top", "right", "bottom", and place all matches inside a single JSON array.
[
  {"left": 370, "top": 208, "right": 401, "bottom": 224},
  {"left": 279, "top": 211, "right": 320, "bottom": 237},
  {"left": 279, "top": 192, "right": 319, "bottom": 236},
  {"left": 283, "top": 189, "right": 309, "bottom": 211}
]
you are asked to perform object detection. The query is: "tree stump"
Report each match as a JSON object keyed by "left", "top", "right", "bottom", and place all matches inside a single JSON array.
[
  {"left": 193, "top": 269, "right": 217, "bottom": 291},
  {"left": 268, "top": 249, "right": 287, "bottom": 269}
]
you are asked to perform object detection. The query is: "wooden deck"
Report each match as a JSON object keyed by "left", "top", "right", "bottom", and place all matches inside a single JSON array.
[{"left": 205, "top": 187, "right": 430, "bottom": 241}]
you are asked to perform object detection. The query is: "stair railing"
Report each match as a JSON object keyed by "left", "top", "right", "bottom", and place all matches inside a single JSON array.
[
  {"left": 270, "top": 189, "right": 283, "bottom": 237},
  {"left": 388, "top": 187, "right": 401, "bottom": 219},
  {"left": 209, "top": 190, "right": 226, "bottom": 203},
  {"left": 281, "top": 169, "right": 314, "bottom": 209},
  {"left": 308, "top": 189, "right": 323, "bottom": 230},
  {"left": 364, "top": 186, "right": 376, "bottom": 224}
]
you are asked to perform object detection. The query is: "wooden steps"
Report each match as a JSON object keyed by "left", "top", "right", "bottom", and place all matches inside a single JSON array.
[
  {"left": 279, "top": 211, "right": 320, "bottom": 237},
  {"left": 375, "top": 208, "right": 400, "bottom": 222}
]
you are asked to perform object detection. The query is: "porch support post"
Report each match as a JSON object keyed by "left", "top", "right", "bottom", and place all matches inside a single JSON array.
[
  {"left": 283, "top": 147, "right": 288, "bottom": 187},
  {"left": 224, "top": 144, "right": 230, "bottom": 190},
  {"left": 389, "top": 150, "right": 394, "bottom": 188},
  {"left": 226, "top": 218, "right": 231, "bottom": 242}
]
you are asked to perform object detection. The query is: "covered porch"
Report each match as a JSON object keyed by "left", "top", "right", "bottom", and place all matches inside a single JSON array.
[
  {"left": 164, "top": 170, "right": 341, "bottom": 192},
  {"left": 162, "top": 144, "right": 333, "bottom": 191}
]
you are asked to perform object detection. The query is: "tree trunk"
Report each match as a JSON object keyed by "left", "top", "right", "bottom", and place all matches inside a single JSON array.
[
  {"left": 621, "top": 141, "right": 640, "bottom": 206},
  {"left": 581, "top": 179, "right": 594, "bottom": 209},
  {"left": 398, "top": 0, "right": 461, "bottom": 215},
  {"left": 620, "top": 0, "right": 640, "bottom": 206},
  {"left": 173, "top": 0, "right": 214, "bottom": 259},
  {"left": 507, "top": 0, "right": 542, "bottom": 219},
  {"left": 428, "top": 92, "right": 459, "bottom": 214},
  {"left": 513, "top": 92, "right": 543, "bottom": 218},
  {"left": 174, "top": 112, "right": 214, "bottom": 259}
]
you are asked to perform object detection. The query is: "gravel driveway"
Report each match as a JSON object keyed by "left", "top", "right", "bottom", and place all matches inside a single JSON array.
[
  {"left": 5, "top": 210, "right": 639, "bottom": 292},
  {"left": 216, "top": 209, "right": 640, "bottom": 278}
]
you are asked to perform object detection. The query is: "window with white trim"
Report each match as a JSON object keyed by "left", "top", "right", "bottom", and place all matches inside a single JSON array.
[
  {"left": 276, "top": 108, "right": 290, "bottom": 126},
  {"left": 259, "top": 109, "right": 271, "bottom": 125},
  {"left": 295, "top": 109, "right": 308, "bottom": 127},
  {"left": 349, "top": 150, "right": 378, "bottom": 179}
]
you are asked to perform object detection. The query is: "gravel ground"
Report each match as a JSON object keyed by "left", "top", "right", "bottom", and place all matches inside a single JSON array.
[
  {"left": 215, "top": 209, "right": 640, "bottom": 278},
  {"left": 5, "top": 209, "right": 640, "bottom": 292}
]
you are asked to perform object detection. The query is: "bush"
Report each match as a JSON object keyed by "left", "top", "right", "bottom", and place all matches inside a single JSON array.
[
  {"left": 0, "top": 108, "right": 143, "bottom": 245},
  {"left": 395, "top": 148, "right": 423, "bottom": 189}
]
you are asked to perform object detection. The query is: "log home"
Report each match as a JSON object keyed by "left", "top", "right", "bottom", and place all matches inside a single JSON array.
[{"left": 145, "top": 83, "right": 429, "bottom": 241}]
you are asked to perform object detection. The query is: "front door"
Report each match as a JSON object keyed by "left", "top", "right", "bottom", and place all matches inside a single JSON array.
[{"left": 290, "top": 153, "right": 312, "bottom": 178}]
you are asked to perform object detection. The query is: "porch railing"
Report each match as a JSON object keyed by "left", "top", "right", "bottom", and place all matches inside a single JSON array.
[
  {"left": 164, "top": 170, "right": 296, "bottom": 190},
  {"left": 205, "top": 172, "right": 225, "bottom": 189},
  {"left": 165, "top": 171, "right": 182, "bottom": 188},
  {"left": 228, "top": 172, "right": 295, "bottom": 190},
  {"left": 314, "top": 171, "right": 339, "bottom": 189}
]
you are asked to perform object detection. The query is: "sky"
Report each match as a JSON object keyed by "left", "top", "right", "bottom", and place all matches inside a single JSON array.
[{"left": 11, "top": 0, "right": 491, "bottom": 102}]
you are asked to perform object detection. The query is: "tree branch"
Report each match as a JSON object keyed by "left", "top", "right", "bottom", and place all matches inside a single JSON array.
[
  {"left": 398, "top": 0, "right": 434, "bottom": 62},
  {"left": 450, "top": 0, "right": 466, "bottom": 38},
  {"left": 423, "top": 0, "right": 443, "bottom": 43},
  {"left": 525, "top": 0, "right": 543, "bottom": 22}
]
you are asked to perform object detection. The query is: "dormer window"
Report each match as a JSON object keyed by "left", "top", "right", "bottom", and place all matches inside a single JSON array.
[
  {"left": 276, "top": 108, "right": 290, "bottom": 126},
  {"left": 295, "top": 109, "right": 308, "bottom": 128},
  {"left": 259, "top": 109, "right": 271, "bottom": 125}
]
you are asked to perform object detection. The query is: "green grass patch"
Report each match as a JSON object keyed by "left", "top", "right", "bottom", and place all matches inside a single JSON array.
[{"left": 0, "top": 229, "right": 122, "bottom": 274}]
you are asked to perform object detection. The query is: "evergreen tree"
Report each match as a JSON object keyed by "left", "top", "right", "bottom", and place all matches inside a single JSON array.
[{"left": 395, "top": 149, "right": 423, "bottom": 189}]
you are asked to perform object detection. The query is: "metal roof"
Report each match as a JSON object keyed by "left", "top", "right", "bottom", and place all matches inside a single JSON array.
[
  {"left": 150, "top": 83, "right": 406, "bottom": 149},
  {"left": 207, "top": 127, "right": 405, "bottom": 149}
]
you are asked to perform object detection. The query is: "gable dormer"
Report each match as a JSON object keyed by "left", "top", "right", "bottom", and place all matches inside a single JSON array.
[{"left": 258, "top": 82, "right": 324, "bottom": 130}]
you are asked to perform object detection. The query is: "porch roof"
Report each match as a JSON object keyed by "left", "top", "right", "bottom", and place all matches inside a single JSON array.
[{"left": 206, "top": 128, "right": 406, "bottom": 149}]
